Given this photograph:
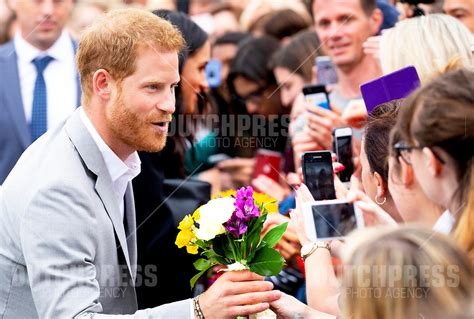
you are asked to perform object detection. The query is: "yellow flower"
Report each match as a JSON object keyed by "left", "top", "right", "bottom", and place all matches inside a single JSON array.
[
  {"left": 192, "top": 207, "right": 201, "bottom": 222},
  {"left": 175, "top": 229, "right": 195, "bottom": 248},
  {"left": 178, "top": 214, "right": 194, "bottom": 231},
  {"left": 211, "top": 189, "right": 236, "bottom": 199},
  {"left": 253, "top": 192, "right": 278, "bottom": 214},
  {"left": 186, "top": 245, "right": 199, "bottom": 254}
]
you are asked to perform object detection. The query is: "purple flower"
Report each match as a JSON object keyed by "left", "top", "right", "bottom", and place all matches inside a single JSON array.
[
  {"left": 234, "top": 186, "right": 260, "bottom": 222},
  {"left": 224, "top": 213, "right": 248, "bottom": 237}
]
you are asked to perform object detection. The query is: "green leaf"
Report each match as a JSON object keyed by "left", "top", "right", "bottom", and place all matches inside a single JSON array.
[
  {"left": 248, "top": 247, "right": 285, "bottom": 277},
  {"left": 190, "top": 266, "right": 211, "bottom": 288},
  {"left": 194, "top": 258, "right": 212, "bottom": 271},
  {"left": 260, "top": 222, "right": 288, "bottom": 249},
  {"left": 213, "top": 235, "right": 235, "bottom": 261},
  {"left": 245, "top": 213, "right": 268, "bottom": 262}
]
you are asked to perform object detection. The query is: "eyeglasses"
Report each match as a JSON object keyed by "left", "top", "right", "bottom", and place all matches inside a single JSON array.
[
  {"left": 234, "top": 86, "right": 266, "bottom": 104},
  {"left": 393, "top": 141, "right": 446, "bottom": 165}
]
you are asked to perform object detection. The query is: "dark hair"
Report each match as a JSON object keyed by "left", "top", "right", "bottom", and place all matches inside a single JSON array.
[
  {"left": 396, "top": 68, "right": 474, "bottom": 260},
  {"left": 269, "top": 30, "right": 321, "bottom": 82},
  {"left": 312, "top": 0, "right": 377, "bottom": 16},
  {"left": 261, "top": 9, "right": 312, "bottom": 40},
  {"left": 152, "top": 9, "right": 209, "bottom": 176},
  {"left": 364, "top": 99, "right": 403, "bottom": 186},
  {"left": 228, "top": 35, "right": 280, "bottom": 90},
  {"left": 214, "top": 31, "right": 250, "bottom": 46},
  {"left": 153, "top": 9, "right": 208, "bottom": 72}
]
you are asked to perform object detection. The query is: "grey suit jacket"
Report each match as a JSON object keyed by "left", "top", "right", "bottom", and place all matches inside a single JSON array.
[
  {"left": 0, "top": 39, "right": 81, "bottom": 184},
  {"left": 0, "top": 108, "right": 190, "bottom": 318}
]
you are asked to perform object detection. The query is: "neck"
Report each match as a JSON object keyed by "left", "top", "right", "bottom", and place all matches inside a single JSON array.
[
  {"left": 84, "top": 106, "right": 134, "bottom": 162},
  {"left": 411, "top": 193, "right": 443, "bottom": 226},
  {"left": 384, "top": 197, "right": 404, "bottom": 223},
  {"left": 336, "top": 55, "right": 382, "bottom": 99}
]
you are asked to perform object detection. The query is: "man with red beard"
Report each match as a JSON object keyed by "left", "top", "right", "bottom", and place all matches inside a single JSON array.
[{"left": 0, "top": 8, "right": 280, "bottom": 318}]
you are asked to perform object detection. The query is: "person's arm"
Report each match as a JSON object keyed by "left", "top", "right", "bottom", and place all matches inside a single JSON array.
[
  {"left": 291, "top": 185, "right": 342, "bottom": 315},
  {"left": 270, "top": 292, "right": 336, "bottom": 319},
  {"left": 22, "top": 184, "right": 280, "bottom": 319}
]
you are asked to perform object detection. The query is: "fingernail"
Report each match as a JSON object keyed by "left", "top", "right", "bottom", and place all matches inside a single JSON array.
[{"left": 335, "top": 165, "right": 345, "bottom": 173}]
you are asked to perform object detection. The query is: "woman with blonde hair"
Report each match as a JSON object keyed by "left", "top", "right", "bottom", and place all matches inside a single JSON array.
[
  {"left": 379, "top": 13, "right": 473, "bottom": 83},
  {"left": 342, "top": 226, "right": 474, "bottom": 319},
  {"left": 270, "top": 226, "right": 474, "bottom": 319}
]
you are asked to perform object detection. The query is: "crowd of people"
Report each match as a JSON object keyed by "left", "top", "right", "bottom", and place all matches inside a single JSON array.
[{"left": 0, "top": 0, "right": 473, "bottom": 318}]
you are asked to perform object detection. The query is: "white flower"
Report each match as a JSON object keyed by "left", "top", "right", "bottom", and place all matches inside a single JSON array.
[
  {"left": 225, "top": 262, "right": 249, "bottom": 271},
  {"left": 195, "top": 197, "right": 235, "bottom": 241}
]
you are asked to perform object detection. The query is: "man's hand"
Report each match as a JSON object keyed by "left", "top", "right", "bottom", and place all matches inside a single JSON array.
[
  {"left": 217, "top": 158, "right": 256, "bottom": 189},
  {"left": 198, "top": 270, "right": 281, "bottom": 319},
  {"left": 305, "top": 105, "right": 347, "bottom": 150}
]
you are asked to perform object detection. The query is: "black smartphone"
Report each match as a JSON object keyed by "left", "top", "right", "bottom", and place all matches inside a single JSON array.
[
  {"left": 302, "top": 151, "right": 336, "bottom": 200},
  {"left": 333, "top": 127, "right": 354, "bottom": 183},
  {"left": 302, "top": 84, "right": 331, "bottom": 110}
]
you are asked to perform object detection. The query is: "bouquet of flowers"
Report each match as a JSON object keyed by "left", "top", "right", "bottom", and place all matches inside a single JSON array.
[{"left": 175, "top": 186, "right": 288, "bottom": 288}]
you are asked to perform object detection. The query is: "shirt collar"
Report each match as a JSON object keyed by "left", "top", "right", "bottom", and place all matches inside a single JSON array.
[
  {"left": 14, "top": 29, "right": 73, "bottom": 63},
  {"left": 79, "top": 108, "right": 141, "bottom": 184}
]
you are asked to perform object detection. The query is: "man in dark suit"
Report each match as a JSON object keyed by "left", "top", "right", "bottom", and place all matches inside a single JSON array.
[{"left": 0, "top": 0, "right": 80, "bottom": 184}]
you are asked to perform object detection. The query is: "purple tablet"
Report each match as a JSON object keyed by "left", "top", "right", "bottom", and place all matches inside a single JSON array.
[{"left": 360, "top": 66, "right": 421, "bottom": 113}]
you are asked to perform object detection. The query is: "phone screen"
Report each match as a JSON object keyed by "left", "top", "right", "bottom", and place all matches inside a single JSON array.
[
  {"left": 336, "top": 135, "right": 353, "bottom": 183},
  {"left": 304, "top": 92, "right": 330, "bottom": 110},
  {"left": 311, "top": 203, "right": 357, "bottom": 238},
  {"left": 303, "top": 153, "right": 336, "bottom": 200}
]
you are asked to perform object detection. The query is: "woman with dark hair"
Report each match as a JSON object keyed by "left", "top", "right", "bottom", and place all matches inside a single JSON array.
[
  {"left": 132, "top": 10, "right": 213, "bottom": 309},
  {"left": 395, "top": 68, "right": 474, "bottom": 261},
  {"left": 269, "top": 30, "right": 321, "bottom": 109}
]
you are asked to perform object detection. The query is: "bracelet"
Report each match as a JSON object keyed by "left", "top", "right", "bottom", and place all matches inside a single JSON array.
[
  {"left": 301, "top": 241, "right": 331, "bottom": 262},
  {"left": 193, "top": 295, "right": 205, "bottom": 319}
]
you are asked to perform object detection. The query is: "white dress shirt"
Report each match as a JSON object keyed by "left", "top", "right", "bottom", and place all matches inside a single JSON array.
[
  {"left": 79, "top": 108, "right": 141, "bottom": 219},
  {"left": 14, "top": 29, "right": 78, "bottom": 130},
  {"left": 432, "top": 210, "right": 456, "bottom": 235}
]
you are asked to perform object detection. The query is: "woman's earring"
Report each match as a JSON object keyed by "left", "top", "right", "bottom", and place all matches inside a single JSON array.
[{"left": 375, "top": 194, "right": 386, "bottom": 205}]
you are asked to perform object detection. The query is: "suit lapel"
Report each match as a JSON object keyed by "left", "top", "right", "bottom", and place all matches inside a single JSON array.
[
  {"left": 0, "top": 42, "right": 30, "bottom": 148},
  {"left": 64, "top": 109, "right": 134, "bottom": 280}
]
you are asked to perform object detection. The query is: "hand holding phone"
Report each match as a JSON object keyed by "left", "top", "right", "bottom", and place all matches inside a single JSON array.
[
  {"left": 303, "top": 199, "right": 364, "bottom": 241},
  {"left": 252, "top": 149, "right": 282, "bottom": 184},
  {"left": 333, "top": 127, "right": 354, "bottom": 183},
  {"left": 302, "top": 151, "right": 336, "bottom": 200},
  {"left": 302, "top": 84, "right": 331, "bottom": 111}
]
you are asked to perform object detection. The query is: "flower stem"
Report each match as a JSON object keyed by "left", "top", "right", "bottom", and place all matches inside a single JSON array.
[{"left": 227, "top": 234, "right": 239, "bottom": 262}]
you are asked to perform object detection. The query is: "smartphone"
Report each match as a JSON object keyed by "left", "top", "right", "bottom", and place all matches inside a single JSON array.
[
  {"left": 252, "top": 149, "right": 282, "bottom": 185},
  {"left": 303, "top": 200, "right": 364, "bottom": 241},
  {"left": 205, "top": 59, "right": 222, "bottom": 89},
  {"left": 360, "top": 66, "right": 420, "bottom": 113},
  {"left": 302, "top": 84, "right": 331, "bottom": 111},
  {"left": 302, "top": 151, "right": 336, "bottom": 200},
  {"left": 316, "top": 56, "right": 338, "bottom": 85},
  {"left": 333, "top": 127, "right": 354, "bottom": 183}
]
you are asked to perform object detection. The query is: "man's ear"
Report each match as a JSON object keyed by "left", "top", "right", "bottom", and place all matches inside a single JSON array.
[
  {"left": 400, "top": 159, "right": 414, "bottom": 187},
  {"left": 369, "top": 8, "right": 383, "bottom": 36},
  {"left": 423, "top": 147, "right": 443, "bottom": 177},
  {"left": 92, "top": 69, "right": 113, "bottom": 101}
]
